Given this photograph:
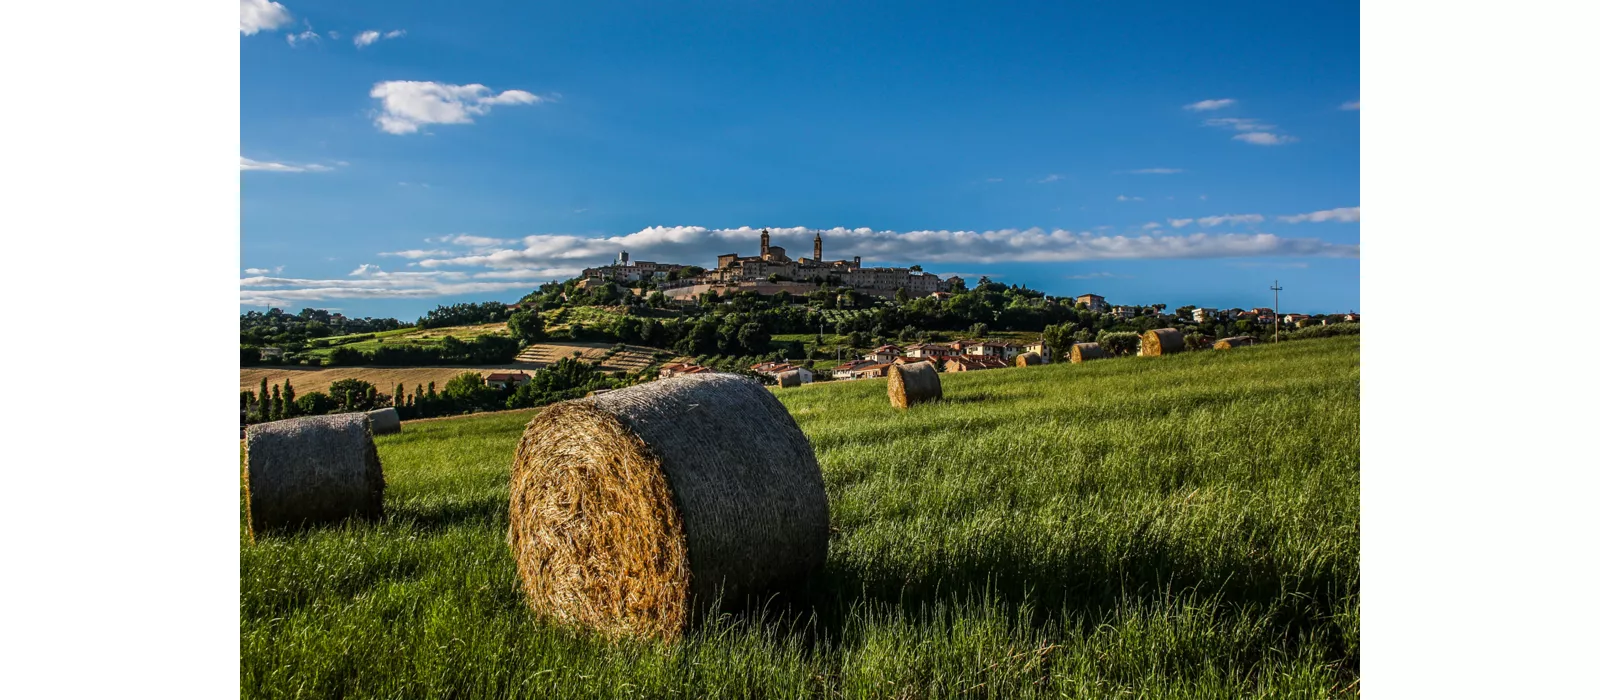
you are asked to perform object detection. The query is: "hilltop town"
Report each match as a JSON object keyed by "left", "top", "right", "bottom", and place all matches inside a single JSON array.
[{"left": 580, "top": 229, "right": 960, "bottom": 300}]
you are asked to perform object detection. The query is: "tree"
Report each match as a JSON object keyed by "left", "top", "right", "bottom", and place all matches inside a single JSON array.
[
  {"left": 394, "top": 384, "right": 405, "bottom": 410},
  {"left": 282, "top": 379, "right": 297, "bottom": 418},
  {"left": 507, "top": 310, "right": 546, "bottom": 344},
  {"left": 329, "top": 378, "right": 379, "bottom": 411},
  {"left": 241, "top": 390, "right": 256, "bottom": 422},
  {"left": 294, "top": 391, "right": 336, "bottom": 416},
  {"left": 258, "top": 377, "right": 270, "bottom": 420},
  {"left": 968, "top": 322, "right": 989, "bottom": 338},
  {"left": 1042, "top": 322, "right": 1078, "bottom": 360},
  {"left": 909, "top": 265, "right": 923, "bottom": 272},
  {"left": 895, "top": 287, "right": 910, "bottom": 304},
  {"left": 270, "top": 385, "right": 283, "bottom": 421}
]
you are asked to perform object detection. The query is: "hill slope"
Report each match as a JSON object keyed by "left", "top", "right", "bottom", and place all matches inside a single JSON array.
[{"left": 241, "top": 336, "right": 1359, "bottom": 698}]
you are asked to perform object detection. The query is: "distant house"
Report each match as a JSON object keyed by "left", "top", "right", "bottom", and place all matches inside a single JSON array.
[
  {"left": 1193, "top": 308, "right": 1218, "bottom": 323},
  {"left": 966, "top": 341, "right": 1021, "bottom": 361},
  {"left": 944, "top": 355, "right": 1010, "bottom": 372},
  {"left": 892, "top": 355, "right": 934, "bottom": 366},
  {"left": 903, "top": 343, "right": 955, "bottom": 360},
  {"left": 868, "top": 344, "right": 903, "bottom": 363},
  {"left": 658, "top": 363, "right": 712, "bottom": 379},
  {"left": 750, "top": 361, "right": 813, "bottom": 384},
  {"left": 850, "top": 363, "right": 892, "bottom": 379},
  {"left": 829, "top": 359, "right": 878, "bottom": 380},
  {"left": 1281, "top": 314, "right": 1310, "bottom": 324},
  {"left": 1344, "top": 312, "right": 1361, "bottom": 323},
  {"left": 259, "top": 347, "right": 284, "bottom": 360},
  {"left": 929, "top": 291, "right": 952, "bottom": 301},
  {"left": 1075, "top": 293, "right": 1108, "bottom": 312},
  {"left": 1111, "top": 305, "right": 1139, "bottom": 320},
  {"left": 1024, "top": 339, "right": 1051, "bottom": 363},
  {"left": 485, "top": 371, "right": 532, "bottom": 390}
]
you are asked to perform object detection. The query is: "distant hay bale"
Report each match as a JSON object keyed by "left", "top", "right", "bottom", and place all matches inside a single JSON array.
[
  {"left": 1140, "top": 328, "right": 1185, "bottom": 357},
  {"left": 243, "top": 413, "right": 385, "bottom": 540},
  {"left": 367, "top": 407, "right": 401, "bottom": 435},
  {"left": 1070, "top": 343, "right": 1105, "bottom": 363},
  {"left": 1214, "top": 336, "right": 1258, "bottom": 350},
  {"left": 507, "top": 373, "right": 830, "bottom": 640},
  {"left": 1016, "top": 351, "right": 1044, "bottom": 367},
  {"left": 776, "top": 370, "right": 802, "bottom": 388},
  {"left": 887, "top": 361, "right": 942, "bottom": 409}
]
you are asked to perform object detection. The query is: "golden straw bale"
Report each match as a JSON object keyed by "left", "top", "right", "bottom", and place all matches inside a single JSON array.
[
  {"left": 1069, "top": 343, "right": 1106, "bottom": 363},
  {"left": 1015, "top": 351, "right": 1044, "bottom": 367},
  {"left": 507, "top": 373, "right": 830, "bottom": 640},
  {"left": 1140, "top": 328, "right": 1185, "bottom": 357},
  {"left": 776, "top": 370, "right": 802, "bottom": 388},
  {"left": 366, "top": 407, "right": 401, "bottom": 435},
  {"left": 243, "top": 413, "right": 385, "bottom": 540},
  {"left": 887, "top": 361, "right": 942, "bottom": 409},
  {"left": 1213, "top": 336, "right": 1258, "bottom": 350}
]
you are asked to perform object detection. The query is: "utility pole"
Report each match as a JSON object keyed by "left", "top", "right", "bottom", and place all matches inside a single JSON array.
[{"left": 1270, "top": 280, "right": 1284, "bottom": 343}]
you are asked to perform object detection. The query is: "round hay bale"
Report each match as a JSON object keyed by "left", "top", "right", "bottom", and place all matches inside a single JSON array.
[
  {"left": 1069, "top": 343, "right": 1105, "bottom": 363},
  {"left": 1140, "top": 328, "right": 1185, "bottom": 356},
  {"left": 507, "top": 373, "right": 829, "bottom": 640},
  {"left": 887, "top": 361, "right": 942, "bottom": 409},
  {"left": 243, "top": 413, "right": 384, "bottom": 539},
  {"left": 367, "top": 407, "right": 401, "bottom": 435},
  {"left": 1214, "top": 336, "right": 1258, "bottom": 350},
  {"left": 776, "top": 370, "right": 802, "bottom": 388},
  {"left": 1015, "top": 351, "right": 1044, "bottom": 367}
]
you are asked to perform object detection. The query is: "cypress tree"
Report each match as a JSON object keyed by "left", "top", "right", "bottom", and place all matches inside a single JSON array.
[
  {"left": 258, "top": 378, "right": 270, "bottom": 420},
  {"left": 241, "top": 390, "right": 255, "bottom": 422},
  {"left": 394, "top": 384, "right": 405, "bottom": 412},
  {"left": 345, "top": 389, "right": 355, "bottom": 409},
  {"left": 282, "top": 378, "right": 296, "bottom": 418},
  {"left": 366, "top": 386, "right": 378, "bottom": 408},
  {"left": 270, "top": 385, "right": 283, "bottom": 421}
]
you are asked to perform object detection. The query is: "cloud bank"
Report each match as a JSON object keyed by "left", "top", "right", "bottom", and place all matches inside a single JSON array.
[
  {"left": 240, "top": 0, "right": 293, "bottom": 35},
  {"left": 369, "top": 81, "right": 543, "bottom": 135}
]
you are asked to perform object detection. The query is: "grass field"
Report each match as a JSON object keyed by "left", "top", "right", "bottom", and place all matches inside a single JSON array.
[
  {"left": 239, "top": 365, "right": 537, "bottom": 396},
  {"left": 241, "top": 336, "right": 1359, "bottom": 698},
  {"left": 302, "top": 323, "right": 511, "bottom": 359}
]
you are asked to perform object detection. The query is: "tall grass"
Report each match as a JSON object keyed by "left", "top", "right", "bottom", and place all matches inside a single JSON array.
[{"left": 242, "top": 336, "right": 1359, "bottom": 698}]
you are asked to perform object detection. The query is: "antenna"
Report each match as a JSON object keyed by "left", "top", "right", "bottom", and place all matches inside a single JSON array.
[{"left": 1270, "top": 280, "right": 1284, "bottom": 343}]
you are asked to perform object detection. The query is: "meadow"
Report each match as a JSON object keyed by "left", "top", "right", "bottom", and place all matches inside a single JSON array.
[{"left": 240, "top": 335, "right": 1359, "bottom": 698}]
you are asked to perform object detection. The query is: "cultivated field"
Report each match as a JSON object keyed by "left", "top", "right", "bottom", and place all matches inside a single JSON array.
[
  {"left": 241, "top": 336, "right": 1359, "bottom": 698},
  {"left": 239, "top": 366, "right": 539, "bottom": 396}
]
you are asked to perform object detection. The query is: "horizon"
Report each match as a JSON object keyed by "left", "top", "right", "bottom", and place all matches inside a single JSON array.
[{"left": 242, "top": 0, "right": 1359, "bottom": 320}]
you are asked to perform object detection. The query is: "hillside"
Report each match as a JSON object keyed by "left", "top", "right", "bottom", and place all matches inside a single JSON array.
[{"left": 241, "top": 336, "right": 1360, "bottom": 698}]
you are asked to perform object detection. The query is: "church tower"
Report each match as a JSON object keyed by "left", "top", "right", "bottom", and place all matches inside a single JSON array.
[
  {"left": 814, "top": 231, "right": 823, "bottom": 261},
  {"left": 760, "top": 229, "right": 771, "bottom": 258}
]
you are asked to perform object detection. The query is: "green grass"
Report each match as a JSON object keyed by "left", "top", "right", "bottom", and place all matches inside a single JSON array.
[
  {"left": 241, "top": 336, "right": 1359, "bottom": 698},
  {"left": 302, "top": 324, "right": 511, "bottom": 358}
]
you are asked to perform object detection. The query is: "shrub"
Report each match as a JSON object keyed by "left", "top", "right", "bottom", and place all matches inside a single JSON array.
[{"left": 1096, "top": 331, "right": 1140, "bottom": 356}]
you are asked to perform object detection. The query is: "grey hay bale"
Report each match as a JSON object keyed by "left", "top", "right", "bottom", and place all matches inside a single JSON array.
[
  {"left": 1016, "top": 351, "right": 1044, "bottom": 367},
  {"left": 1140, "top": 328, "right": 1185, "bottom": 356},
  {"left": 1070, "top": 343, "right": 1106, "bottom": 363},
  {"left": 367, "top": 407, "right": 401, "bottom": 435},
  {"left": 1214, "top": 336, "right": 1258, "bottom": 350},
  {"left": 776, "top": 370, "right": 802, "bottom": 388},
  {"left": 887, "top": 361, "right": 942, "bottom": 409},
  {"left": 507, "top": 373, "right": 830, "bottom": 641},
  {"left": 243, "top": 413, "right": 385, "bottom": 540}
]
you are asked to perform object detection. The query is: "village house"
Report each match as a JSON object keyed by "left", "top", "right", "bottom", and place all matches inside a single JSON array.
[
  {"left": 1281, "top": 313, "right": 1310, "bottom": 325},
  {"left": 966, "top": 340, "right": 1021, "bottom": 361},
  {"left": 1024, "top": 338, "right": 1051, "bottom": 363},
  {"left": 868, "top": 344, "right": 903, "bottom": 363},
  {"left": 848, "top": 363, "right": 892, "bottom": 379},
  {"left": 828, "top": 359, "right": 878, "bottom": 380},
  {"left": 1111, "top": 305, "right": 1140, "bottom": 320},
  {"left": 658, "top": 362, "right": 713, "bottom": 379},
  {"left": 750, "top": 361, "right": 814, "bottom": 384},
  {"left": 1193, "top": 308, "right": 1218, "bottom": 322},
  {"left": 902, "top": 343, "right": 956, "bottom": 360},
  {"left": 1344, "top": 312, "right": 1361, "bottom": 322},
  {"left": 484, "top": 371, "right": 532, "bottom": 390},
  {"left": 1074, "top": 293, "right": 1109, "bottom": 312},
  {"left": 944, "top": 355, "right": 1010, "bottom": 372}
]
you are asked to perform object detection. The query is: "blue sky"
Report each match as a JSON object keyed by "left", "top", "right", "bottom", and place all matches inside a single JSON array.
[{"left": 241, "top": 0, "right": 1359, "bottom": 319}]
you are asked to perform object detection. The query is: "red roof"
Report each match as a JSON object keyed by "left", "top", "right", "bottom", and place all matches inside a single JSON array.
[{"left": 485, "top": 372, "right": 529, "bottom": 382}]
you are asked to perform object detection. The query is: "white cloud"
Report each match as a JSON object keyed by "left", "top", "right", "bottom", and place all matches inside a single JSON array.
[
  {"left": 1127, "top": 168, "right": 1183, "bottom": 175},
  {"left": 1203, "top": 117, "right": 1275, "bottom": 132},
  {"left": 244, "top": 268, "right": 270, "bottom": 275},
  {"left": 327, "top": 30, "right": 340, "bottom": 39},
  {"left": 385, "top": 225, "right": 1356, "bottom": 276},
  {"left": 1142, "top": 222, "right": 1162, "bottom": 230},
  {"left": 1341, "top": 101, "right": 1360, "bottom": 111},
  {"left": 378, "top": 249, "right": 453, "bottom": 259},
  {"left": 1233, "top": 132, "right": 1296, "bottom": 146},
  {"left": 1278, "top": 207, "right": 1360, "bottom": 223},
  {"left": 240, "top": 0, "right": 293, "bottom": 35},
  {"left": 1168, "top": 218, "right": 1194, "bottom": 228},
  {"left": 1117, "top": 195, "right": 1143, "bottom": 202},
  {"left": 1035, "top": 174, "right": 1063, "bottom": 183},
  {"left": 286, "top": 29, "right": 318, "bottom": 46},
  {"left": 355, "top": 29, "right": 406, "bottom": 47},
  {"left": 1196, "top": 214, "right": 1265, "bottom": 227},
  {"left": 239, "top": 267, "right": 579, "bottom": 306},
  {"left": 1184, "top": 98, "right": 1236, "bottom": 111},
  {"left": 369, "top": 81, "right": 543, "bottom": 134},
  {"left": 240, "top": 156, "right": 336, "bottom": 172}
]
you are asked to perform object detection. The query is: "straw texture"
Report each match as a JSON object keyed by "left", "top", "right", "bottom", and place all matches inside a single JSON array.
[
  {"left": 367, "top": 407, "right": 401, "bottom": 435},
  {"left": 1214, "top": 336, "right": 1258, "bottom": 350},
  {"left": 1141, "top": 328, "right": 1185, "bottom": 357},
  {"left": 887, "top": 361, "right": 942, "bottom": 409},
  {"left": 1015, "top": 351, "right": 1044, "bottom": 367},
  {"left": 1070, "top": 343, "right": 1106, "bottom": 363},
  {"left": 776, "top": 370, "right": 802, "bottom": 388},
  {"left": 243, "top": 413, "right": 385, "bottom": 539},
  {"left": 507, "top": 373, "right": 830, "bottom": 640}
]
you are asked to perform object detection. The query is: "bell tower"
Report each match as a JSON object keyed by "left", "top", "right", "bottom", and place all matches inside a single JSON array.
[
  {"left": 814, "top": 231, "right": 823, "bottom": 261},
  {"left": 760, "top": 229, "right": 771, "bottom": 258}
]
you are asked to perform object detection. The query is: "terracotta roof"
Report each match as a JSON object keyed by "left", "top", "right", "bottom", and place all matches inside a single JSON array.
[{"left": 485, "top": 372, "right": 529, "bottom": 382}]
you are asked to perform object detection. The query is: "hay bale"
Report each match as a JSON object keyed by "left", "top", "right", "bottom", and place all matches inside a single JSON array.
[
  {"left": 1015, "top": 351, "right": 1044, "bottom": 367},
  {"left": 1140, "top": 328, "right": 1185, "bottom": 356},
  {"left": 507, "top": 373, "right": 829, "bottom": 640},
  {"left": 367, "top": 407, "right": 401, "bottom": 435},
  {"left": 1070, "top": 343, "right": 1105, "bottom": 363},
  {"left": 1214, "top": 336, "right": 1258, "bottom": 350},
  {"left": 887, "top": 361, "right": 942, "bottom": 408},
  {"left": 776, "top": 370, "right": 802, "bottom": 388},
  {"left": 243, "top": 413, "right": 385, "bottom": 539}
]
